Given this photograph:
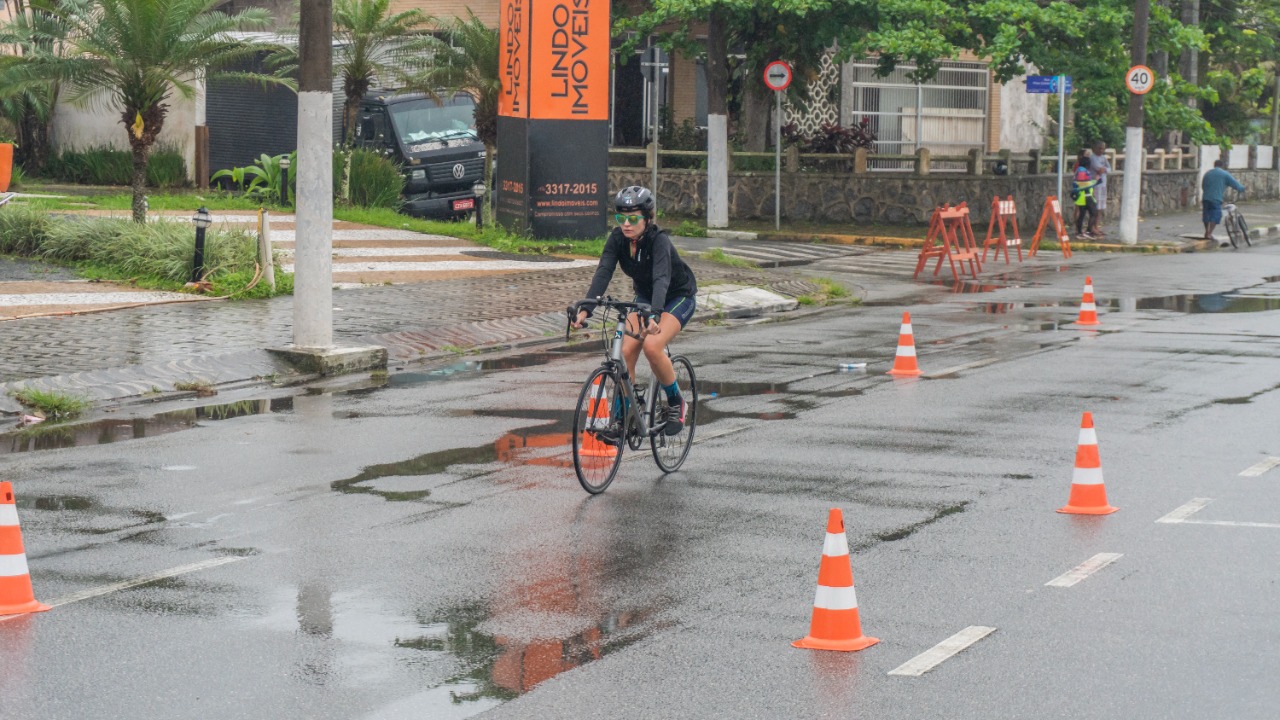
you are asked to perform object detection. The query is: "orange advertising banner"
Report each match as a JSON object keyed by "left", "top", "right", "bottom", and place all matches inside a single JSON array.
[
  {"left": 529, "top": 0, "right": 609, "bottom": 120},
  {"left": 499, "top": 0, "right": 530, "bottom": 118}
]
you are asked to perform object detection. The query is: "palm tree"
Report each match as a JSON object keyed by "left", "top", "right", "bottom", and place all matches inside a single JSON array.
[
  {"left": 406, "top": 11, "right": 500, "bottom": 215},
  {"left": 267, "top": 0, "right": 438, "bottom": 146},
  {"left": 0, "top": 0, "right": 279, "bottom": 222},
  {"left": 0, "top": 0, "right": 64, "bottom": 174}
]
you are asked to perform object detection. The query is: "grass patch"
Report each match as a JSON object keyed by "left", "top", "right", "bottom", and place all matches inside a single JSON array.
[
  {"left": 699, "top": 248, "right": 758, "bottom": 268},
  {"left": 810, "top": 276, "right": 851, "bottom": 299},
  {"left": 11, "top": 387, "right": 91, "bottom": 421},
  {"left": 333, "top": 206, "right": 607, "bottom": 256},
  {"left": 174, "top": 379, "right": 217, "bottom": 397},
  {"left": 14, "top": 190, "right": 279, "bottom": 213},
  {"left": 796, "top": 295, "right": 816, "bottom": 305},
  {"left": 672, "top": 219, "right": 707, "bottom": 237}
]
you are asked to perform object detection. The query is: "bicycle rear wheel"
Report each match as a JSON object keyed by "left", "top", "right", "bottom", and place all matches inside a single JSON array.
[
  {"left": 651, "top": 355, "right": 697, "bottom": 473},
  {"left": 572, "top": 367, "right": 625, "bottom": 494}
]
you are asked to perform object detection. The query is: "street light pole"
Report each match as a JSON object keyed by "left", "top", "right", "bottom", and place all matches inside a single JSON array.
[
  {"left": 191, "top": 207, "right": 211, "bottom": 283},
  {"left": 294, "top": 0, "right": 334, "bottom": 348}
]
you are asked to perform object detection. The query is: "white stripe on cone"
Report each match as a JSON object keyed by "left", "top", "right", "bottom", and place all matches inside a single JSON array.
[
  {"left": 1078, "top": 428, "right": 1098, "bottom": 445},
  {"left": 0, "top": 554, "right": 31, "bottom": 577},
  {"left": 0, "top": 505, "right": 17, "bottom": 526},
  {"left": 1071, "top": 467, "right": 1105, "bottom": 485},
  {"left": 813, "top": 584, "right": 859, "bottom": 611},
  {"left": 822, "top": 532, "right": 850, "bottom": 557},
  {"left": 1080, "top": 303, "right": 1097, "bottom": 311},
  {"left": 901, "top": 323, "right": 914, "bottom": 333},
  {"left": 896, "top": 346, "right": 917, "bottom": 357}
]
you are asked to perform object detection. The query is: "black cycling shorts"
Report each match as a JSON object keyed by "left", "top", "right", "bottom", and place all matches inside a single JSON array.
[{"left": 636, "top": 295, "right": 696, "bottom": 328}]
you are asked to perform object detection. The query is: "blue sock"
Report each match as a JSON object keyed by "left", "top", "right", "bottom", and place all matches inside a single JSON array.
[{"left": 662, "top": 381, "right": 681, "bottom": 402}]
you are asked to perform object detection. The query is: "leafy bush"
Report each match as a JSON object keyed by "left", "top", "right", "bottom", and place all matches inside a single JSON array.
[
  {"left": 43, "top": 145, "right": 188, "bottom": 187},
  {"left": 0, "top": 204, "right": 52, "bottom": 255},
  {"left": 343, "top": 149, "right": 403, "bottom": 208},
  {"left": 212, "top": 152, "right": 296, "bottom": 204},
  {"left": 9, "top": 162, "right": 25, "bottom": 188},
  {"left": 672, "top": 219, "right": 707, "bottom": 237},
  {"left": 782, "top": 120, "right": 877, "bottom": 154}
]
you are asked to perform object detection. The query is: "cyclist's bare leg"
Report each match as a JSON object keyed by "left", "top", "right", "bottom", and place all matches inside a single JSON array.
[
  {"left": 642, "top": 314, "right": 683, "bottom": 387},
  {"left": 622, "top": 313, "right": 643, "bottom": 379}
]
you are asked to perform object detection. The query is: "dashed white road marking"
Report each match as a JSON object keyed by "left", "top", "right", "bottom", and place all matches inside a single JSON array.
[
  {"left": 888, "top": 626, "right": 997, "bottom": 677},
  {"left": 1184, "top": 519, "right": 1280, "bottom": 529},
  {"left": 1156, "top": 498, "right": 1212, "bottom": 523},
  {"left": 1239, "top": 457, "right": 1280, "bottom": 477},
  {"left": 1045, "top": 553, "right": 1123, "bottom": 588}
]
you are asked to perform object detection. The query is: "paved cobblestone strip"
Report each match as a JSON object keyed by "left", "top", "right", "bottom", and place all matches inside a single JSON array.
[{"left": 0, "top": 350, "right": 292, "bottom": 415}]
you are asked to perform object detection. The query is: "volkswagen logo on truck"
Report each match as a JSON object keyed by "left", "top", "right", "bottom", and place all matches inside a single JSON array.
[{"left": 452, "top": 163, "right": 465, "bottom": 179}]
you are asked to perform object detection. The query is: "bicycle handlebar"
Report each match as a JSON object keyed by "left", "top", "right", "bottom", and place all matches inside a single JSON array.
[{"left": 565, "top": 297, "right": 656, "bottom": 340}]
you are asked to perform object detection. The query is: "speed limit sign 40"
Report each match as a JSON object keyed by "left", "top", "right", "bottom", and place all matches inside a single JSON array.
[{"left": 1126, "top": 65, "right": 1155, "bottom": 95}]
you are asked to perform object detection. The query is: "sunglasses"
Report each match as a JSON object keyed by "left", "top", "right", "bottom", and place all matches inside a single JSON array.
[{"left": 615, "top": 213, "right": 643, "bottom": 225}]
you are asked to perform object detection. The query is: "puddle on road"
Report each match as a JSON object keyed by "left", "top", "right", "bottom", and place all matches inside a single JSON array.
[{"left": 0, "top": 398, "right": 295, "bottom": 455}]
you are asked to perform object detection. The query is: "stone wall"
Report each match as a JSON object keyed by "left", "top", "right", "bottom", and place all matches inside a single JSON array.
[{"left": 609, "top": 165, "right": 1280, "bottom": 225}]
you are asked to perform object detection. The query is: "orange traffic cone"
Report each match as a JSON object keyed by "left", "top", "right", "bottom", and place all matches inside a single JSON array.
[
  {"left": 1076, "top": 276, "right": 1100, "bottom": 326},
  {"left": 1057, "top": 413, "right": 1117, "bottom": 515},
  {"left": 579, "top": 376, "right": 618, "bottom": 458},
  {"left": 886, "top": 312, "right": 923, "bottom": 377},
  {"left": 0, "top": 482, "right": 50, "bottom": 616},
  {"left": 793, "top": 508, "right": 879, "bottom": 652}
]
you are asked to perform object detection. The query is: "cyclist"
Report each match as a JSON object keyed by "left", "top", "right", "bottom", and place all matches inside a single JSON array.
[{"left": 572, "top": 186, "right": 697, "bottom": 435}]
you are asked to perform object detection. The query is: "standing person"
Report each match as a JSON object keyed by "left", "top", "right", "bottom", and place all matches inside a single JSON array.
[
  {"left": 572, "top": 186, "right": 698, "bottom": 435},
  {"left": 1201, "top": 159, "right": 1246, "bottom": 246},
  {"left": 1089, "top": 141, "right": 1111, "bottom": 236},
  {"left": 1070, "top": 149, "right": 1099, "bottom": 240}
]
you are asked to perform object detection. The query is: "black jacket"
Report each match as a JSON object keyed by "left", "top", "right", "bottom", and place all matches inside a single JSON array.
[{"left": 584, "top": 223, "right": 697, "bottom": 314}]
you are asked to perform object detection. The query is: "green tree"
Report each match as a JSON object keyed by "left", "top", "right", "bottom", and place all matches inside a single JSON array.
[
  {"left": 0, "top": 0, "right": 279, "bottom": 222},
  {"left": 1199, "top": 0, "right": 1280, "bottom": 141},
  {"left": 269, "top": 0, "right": 439, "bottom": 145},
  {"left": 0, "top": 0, "right": 64, "bottom": 173},
  {"left": 404, "top": 10, "right": 500, "bottom": 213}
]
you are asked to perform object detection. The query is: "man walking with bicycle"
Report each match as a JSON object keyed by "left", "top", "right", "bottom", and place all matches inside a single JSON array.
[
  {"left": 1202, "top": 159, "right": 1246, "bottom": 246},
  {"left": 572, "top": 186, "right": 697, "bottom": 435}
]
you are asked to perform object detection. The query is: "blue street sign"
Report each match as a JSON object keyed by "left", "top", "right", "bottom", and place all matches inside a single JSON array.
[{"left": 1026, "top": 75, "right": 1072, "bottom": 94}]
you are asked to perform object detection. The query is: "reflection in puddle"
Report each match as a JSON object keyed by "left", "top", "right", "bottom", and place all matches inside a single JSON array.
[
  {"left": 698, "top": 380, "right": 790, "bottom": 397},
  {"left": 0, "top": 398, "right": 294, "bottom": 454},
  {"left": 331, "top": 443, "right": 498, "bottom": 501},
  {"left": 1105, "top": 294, "right": 1280, "bottom": 313}
]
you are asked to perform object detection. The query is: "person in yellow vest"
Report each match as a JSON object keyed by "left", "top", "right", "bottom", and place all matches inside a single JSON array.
[{"left": 1070, "top": 149, "right": 1099, "bottom": 240}]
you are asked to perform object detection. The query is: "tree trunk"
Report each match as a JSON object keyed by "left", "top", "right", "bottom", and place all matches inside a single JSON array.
[
  {"left": 17, "top": 103, "right": 51, "bottom": 175},
  {"left": 130, "top": 142, "right": 151, "bottom": 223},
  {"left": 740, "top": 71, "right": 771, "bottom": 152},
  {"left": 705, "top": 7, "right": 730, "bottom": 228},
  {"left": 122, "top": 103, "right": 166, "bottom": 223},
  {"left": 343, "top": 94, "right": 359, "bottom": 145}
]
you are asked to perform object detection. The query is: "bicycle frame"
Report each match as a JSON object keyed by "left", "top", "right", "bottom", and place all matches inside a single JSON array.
[{"left": 603, "top": 312, "right": 660, "bottom": 441}]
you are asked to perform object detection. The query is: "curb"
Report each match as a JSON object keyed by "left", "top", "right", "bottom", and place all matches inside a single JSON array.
[{"left": 0, "top": 286, "right": 815, "bottom": 420}]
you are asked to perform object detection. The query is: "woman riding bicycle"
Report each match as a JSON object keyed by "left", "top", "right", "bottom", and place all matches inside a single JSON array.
[{"left": 572, "top": 186, "right": 697, "bottom": 435}]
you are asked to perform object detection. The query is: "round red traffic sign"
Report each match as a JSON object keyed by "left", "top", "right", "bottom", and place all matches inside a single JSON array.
[
  {"left": 1126, "top": 65, "right": 1155, "bottom": 95},
  {"left": 763, "top": 61, "right": 793, "bottom": 92}
]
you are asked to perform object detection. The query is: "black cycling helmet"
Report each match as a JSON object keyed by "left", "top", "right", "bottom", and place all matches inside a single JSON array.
[{"left": 614, "top": 186, "right": 655, "bottom": 219}]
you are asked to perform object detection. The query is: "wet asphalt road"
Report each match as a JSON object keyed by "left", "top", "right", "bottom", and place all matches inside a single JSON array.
[{"left": 3, "top": 245, "right": 1280, "bottom": 719}]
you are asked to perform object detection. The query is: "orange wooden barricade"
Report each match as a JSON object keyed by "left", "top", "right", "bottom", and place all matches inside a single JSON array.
[
  {"left": 913, "top": 202, "right": 982, "bottom": 281},
  {"left": 982, "top": 195, "right": 1024, "bottom": 264},
  {"left": 1029, "top": 196, "right": 1073, "bottom": 259}
]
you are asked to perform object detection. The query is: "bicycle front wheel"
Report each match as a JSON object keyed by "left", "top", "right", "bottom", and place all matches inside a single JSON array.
[
  {"left": 1226, "top": 214, "right": 1242, "bottom": 248},
  {"left": 572, "top": 367, "right": 625, "bottom": 494},
  {"left": 651, "top": 355, "right": 697, "bottom": 473},
  {"left": 1236, "top": 214, "right": 1251, "bottom": 247}
]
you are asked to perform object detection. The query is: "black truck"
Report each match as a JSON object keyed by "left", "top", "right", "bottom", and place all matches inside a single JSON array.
[{"left": 351, "top": 90, "right": 486, "bottom": 219}]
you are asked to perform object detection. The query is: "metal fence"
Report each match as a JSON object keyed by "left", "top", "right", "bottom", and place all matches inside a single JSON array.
[{"left": 845, "top": 60, "right": 990, "bottom": 172}]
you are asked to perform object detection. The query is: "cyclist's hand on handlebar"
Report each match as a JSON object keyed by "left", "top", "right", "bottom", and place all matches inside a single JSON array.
[
  {"left": 644, "top": 314, "right": 661, "bottom": 336},
  {"left": 571, "top": 310, "right": 589, "bottom": 329}
]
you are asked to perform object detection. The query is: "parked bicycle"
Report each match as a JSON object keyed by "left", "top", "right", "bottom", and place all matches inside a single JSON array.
[
  {"left": 1223, "top": 196, "right": 1251, "bottom": 249},
  {"left": 565, "top": 297, "right": 697, "bottom": 494}
]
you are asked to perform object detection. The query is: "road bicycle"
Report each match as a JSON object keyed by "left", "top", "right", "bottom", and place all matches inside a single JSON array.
[
  {"left": 565, "top": 297, "right": 697, "bottom": 494},
  {"left": 1223, "top": 199, "right": 1250, "bottom": 249}
]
